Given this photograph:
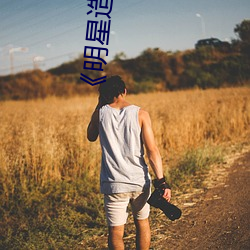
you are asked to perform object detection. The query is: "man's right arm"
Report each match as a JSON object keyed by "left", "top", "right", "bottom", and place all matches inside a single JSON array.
[
  {"left": 87, "top": 96, "right": 104, "bottom": 142},
  {"left": 87, "top": 109, "right": 99, "bottom": 142},
  {"left": 139, "top": 109, "right": 171, "bottom": 201}
]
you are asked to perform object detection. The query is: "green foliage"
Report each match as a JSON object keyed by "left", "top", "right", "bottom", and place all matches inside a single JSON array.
[
  {"left": 234, "top": 19, "right": 250, "bottom": 43},
  {"left": 180, "top": 63, "right": 219, "bottom": 89},
  {"left": 0, "top": 175, "right": 106, "bottom": 249},
  {"left": 183, "top": 47, "right": 215, "bottom": 64},
  {"left": 212, "top": 56, "right": 250, "bottom": 84},
  {"left": 120, "top": 48, "right": 167, "bottom": 83},
  {"left": 234, "top": 19, "right": 250, "bottom": 57},
  {"left": 168, "top": 146, "right": 224, "bottom": 190}
]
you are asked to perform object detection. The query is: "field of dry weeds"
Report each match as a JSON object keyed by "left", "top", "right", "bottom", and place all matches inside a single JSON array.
[
  {"left": 0, "top": 87, "right": 249, "bottom": 249},
  {"left": 1, "top": 88, "right": 249, "bottom": 186}
]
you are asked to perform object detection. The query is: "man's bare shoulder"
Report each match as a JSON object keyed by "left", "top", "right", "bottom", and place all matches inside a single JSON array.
[
  {"left": 139, "top": 108, "right": 151, "bottom": 127},
  {"left": 139, "top": 108, "right": 150, "bottom": 118}
]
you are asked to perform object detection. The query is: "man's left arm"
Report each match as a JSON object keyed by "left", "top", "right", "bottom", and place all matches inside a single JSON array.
[{"left": 87, "top": 109, "right": 99, "bottom": 142}]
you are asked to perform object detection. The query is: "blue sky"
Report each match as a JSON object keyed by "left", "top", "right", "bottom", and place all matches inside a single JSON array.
[{"left": 0, "top": 0, "right": 249, "bottom": 75}]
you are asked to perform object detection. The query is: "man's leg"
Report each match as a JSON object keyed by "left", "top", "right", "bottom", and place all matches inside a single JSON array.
[
  {"left": 134, "top": 218, "right": 151, "bottom": 250},
  {"left": 130, "top": 188, "right": 151, "bottom": 249},
  {"left": 104, "top": 193, "right": 130, "bottom": 249},
  {"left": 108, "top": 225, "right": 125, "bottom": 250}
]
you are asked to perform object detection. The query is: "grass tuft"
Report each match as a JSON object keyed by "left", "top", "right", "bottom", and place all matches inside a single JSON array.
[{"left": 169, "top": 146, "right": 224, "bottom": 190}]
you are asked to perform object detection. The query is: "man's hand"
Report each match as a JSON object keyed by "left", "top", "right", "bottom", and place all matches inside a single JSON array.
[
  {"left": 153, "top": 177, "right": 171, "bottom": 202},
  {"left": 147, "top": 186, "right": 181, "bottom": 221},
  {"left": 163, "top": 188, "right": 171, "bottom": 202}
]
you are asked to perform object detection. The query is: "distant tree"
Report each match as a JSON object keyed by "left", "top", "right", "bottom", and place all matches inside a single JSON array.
[
  {"left": 113, "top": 52, "right": 127, "bottom": 61},
  {"left": 234, "top": 19, "right": 250, "bottom": 57},
  {"left": 235, "top": 20, "right": 250, "bottom": 42},
  {"left": 120, "top": 48, "right": 167, "bottom": 83}
]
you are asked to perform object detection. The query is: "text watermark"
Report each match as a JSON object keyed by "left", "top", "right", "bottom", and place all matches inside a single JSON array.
[{"left": 80, "top": 0, "right": 113, "bottom": 86}]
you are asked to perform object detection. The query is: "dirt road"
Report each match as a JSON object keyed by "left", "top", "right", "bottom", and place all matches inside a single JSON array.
[
  {"left": 84, "top": 148, "right": 250, "bottom": 249},
  {"left": 152, "top": 151, "right": 250, "bottom": 250}
]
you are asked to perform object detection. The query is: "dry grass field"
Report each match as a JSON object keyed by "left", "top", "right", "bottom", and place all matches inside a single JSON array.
[{"left": 0, "top": 87, "right": 249, "bottom": 248}]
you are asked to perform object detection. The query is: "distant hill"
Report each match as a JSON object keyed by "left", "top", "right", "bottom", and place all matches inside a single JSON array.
[
  {"left": 0, "top": 45, "right": 249, "bottom": 101},
  {"left": 1, "top": 42, "right": 250, "bottom": 100},
  {"left": 0, "top": 69, "right": 96, "bottom": 101},
  {"left": 48, "top": 56, "right": 84, "bottom": 76}
]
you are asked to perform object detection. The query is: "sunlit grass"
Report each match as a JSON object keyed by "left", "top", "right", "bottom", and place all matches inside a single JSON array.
[{"left": 0, "top": 87, "right": 249, "bottom": 248}]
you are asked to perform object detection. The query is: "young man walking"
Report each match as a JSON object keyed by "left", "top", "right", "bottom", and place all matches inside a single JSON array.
[{"left": 87, "top": 75, "right": 171, "bottom": 250}]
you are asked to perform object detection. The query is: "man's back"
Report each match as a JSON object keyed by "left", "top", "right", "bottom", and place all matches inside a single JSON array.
[{"left": 99, "top": 104, "right": 151, "bottom": 194}]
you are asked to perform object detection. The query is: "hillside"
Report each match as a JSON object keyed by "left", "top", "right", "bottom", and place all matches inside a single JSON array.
[
  {"left": 0, "top": 20, "right": 249, "bottom": 100},
  {"left": 0, "top": 45, "right": 248, "bottom": 101}
]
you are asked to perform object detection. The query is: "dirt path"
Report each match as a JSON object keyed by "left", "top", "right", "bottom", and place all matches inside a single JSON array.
[
  {"left": 83, "top": 147, "right": 250, "bottom": 249},
  {"left": 152, "top": 150, "right": 250, "bottom": 250}
]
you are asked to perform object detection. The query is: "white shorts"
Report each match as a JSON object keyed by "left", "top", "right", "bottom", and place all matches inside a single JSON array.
[{"left": 104, "top": 188, "right": 151, "bottom": 227}]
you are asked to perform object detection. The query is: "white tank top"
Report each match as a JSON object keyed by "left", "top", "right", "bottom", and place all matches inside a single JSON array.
[{"left": 99, "top": 104, "right": 151, "bottom": 194}]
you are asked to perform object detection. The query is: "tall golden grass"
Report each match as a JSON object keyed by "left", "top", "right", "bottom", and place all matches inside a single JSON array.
[{"left": 0, "top": 87, "right": 249, "bottom": 201}]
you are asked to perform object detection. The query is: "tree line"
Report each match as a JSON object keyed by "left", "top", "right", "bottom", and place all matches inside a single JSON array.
[{"left": 0, "top": 20, "right": 249, "bottom": 100}]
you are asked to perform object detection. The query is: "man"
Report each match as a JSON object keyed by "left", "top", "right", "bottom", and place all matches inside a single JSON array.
[{"left": 87, "top": 75, "right": 171, "bottom": 250}]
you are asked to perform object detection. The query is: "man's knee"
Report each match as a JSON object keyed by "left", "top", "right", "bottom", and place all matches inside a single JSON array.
[
  {"left": 109, "top": 225, "right": 125, "bottom": 238},
  {"left": 108, "top": 225, "right": 125, "bottom": 249},
  {"left": 135, "top": 218, "right": 150, "bottom": 229}
]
